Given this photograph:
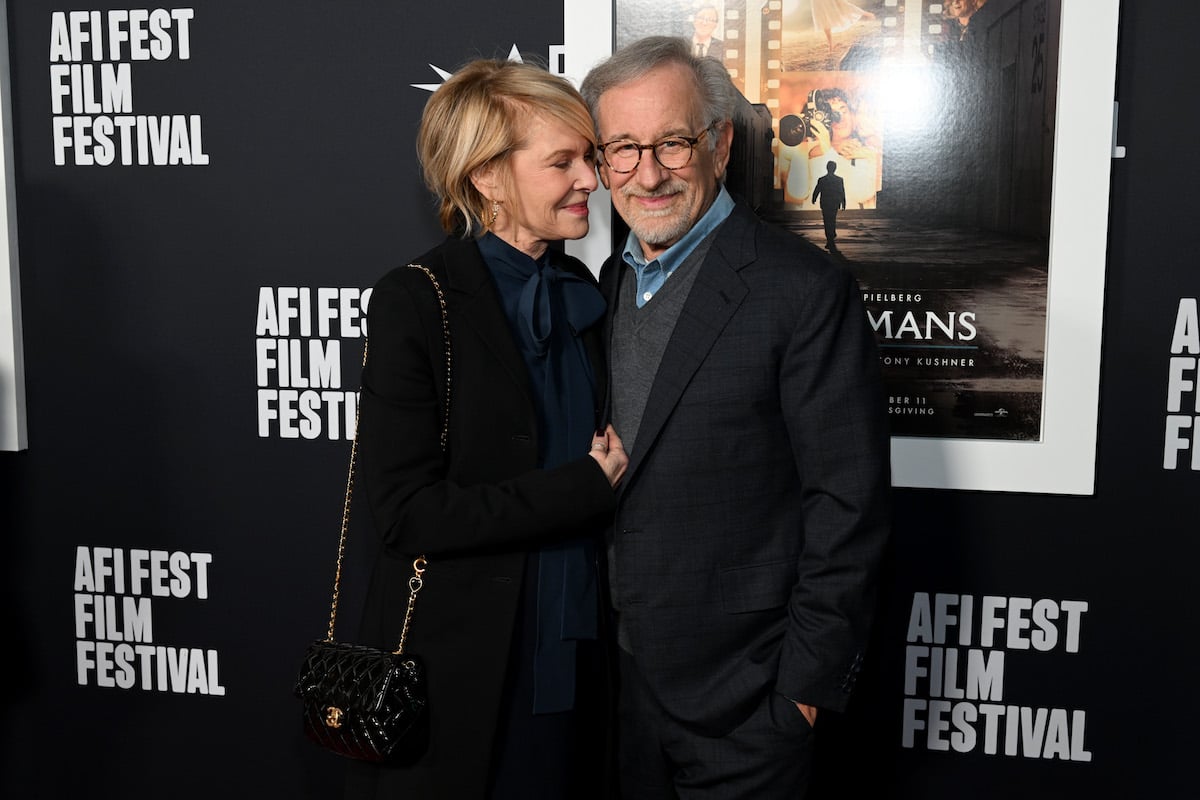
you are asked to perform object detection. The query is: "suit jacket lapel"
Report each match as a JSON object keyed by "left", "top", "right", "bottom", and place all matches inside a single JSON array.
[{"left": 620, "top": 205, "right": 757, "bottom": 486}]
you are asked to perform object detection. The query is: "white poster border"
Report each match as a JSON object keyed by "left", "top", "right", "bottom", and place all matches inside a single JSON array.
[{"left": 890, "top": 0, "right": 1118, "bottom": 495}]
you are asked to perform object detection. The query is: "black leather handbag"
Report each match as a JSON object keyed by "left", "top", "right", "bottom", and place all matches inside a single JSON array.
[
  {"left": 295, "top": 620, "right": 428, "bottom": 762},
  {"left": 295, "top": 562, "right": 430, "bottom": 762},
  {"left": 293, "top": 264, "right": 450, "bottom": 763}
]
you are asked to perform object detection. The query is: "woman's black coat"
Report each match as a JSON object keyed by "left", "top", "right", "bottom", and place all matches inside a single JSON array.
[{"left": 343, "top": 235, "right": 615, "bottom": 799}]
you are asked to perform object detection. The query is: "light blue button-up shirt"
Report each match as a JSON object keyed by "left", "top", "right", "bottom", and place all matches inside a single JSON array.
[{"left": 622, "top": 186, "right": 735, "bottom": 308}]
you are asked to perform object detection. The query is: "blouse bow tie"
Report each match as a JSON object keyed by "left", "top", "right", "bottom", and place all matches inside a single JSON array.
[{"left": 516, "top": 265, "right": 605, "bottom": 357}]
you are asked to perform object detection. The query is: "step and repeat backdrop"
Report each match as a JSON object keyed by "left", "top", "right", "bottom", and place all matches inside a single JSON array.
[{"left": 0, "top": 1, "right": 1195, "bottom": 798}]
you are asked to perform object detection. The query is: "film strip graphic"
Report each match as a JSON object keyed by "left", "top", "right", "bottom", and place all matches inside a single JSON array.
[{"left": 729, "top": 0, "right": 910, "bottom": 198}]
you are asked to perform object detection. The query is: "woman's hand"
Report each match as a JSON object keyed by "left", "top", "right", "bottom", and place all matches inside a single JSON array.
[
  {"left": 836, "top": 136, "right": 874, "bottom": 159},
  {"left": 806, "top": 118, "right": 832, "bottom": 158},
  {"left": 588, "top": 425, "right": 629, "bottom": 488}
]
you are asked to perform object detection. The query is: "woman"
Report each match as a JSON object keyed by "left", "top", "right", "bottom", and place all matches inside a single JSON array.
[{"left": 345, "top": 59, "right": 627, "bottom": 799}]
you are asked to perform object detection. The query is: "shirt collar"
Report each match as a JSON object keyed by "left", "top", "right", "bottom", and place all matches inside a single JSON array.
[{"left": 622, "top": 185, "right": 734, "bottom": 273}]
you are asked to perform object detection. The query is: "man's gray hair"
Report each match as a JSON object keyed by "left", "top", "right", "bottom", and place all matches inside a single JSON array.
[{"left": 580, "top": 36, "right": 736, "bottom": 141}]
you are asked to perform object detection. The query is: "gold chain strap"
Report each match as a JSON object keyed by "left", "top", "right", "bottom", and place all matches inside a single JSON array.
[
  {"left": 396, "top": 556, "right": 428, "bottom": 655},
  {"left": 322, "top": 263, "right": 451, "bottom": 655},
  {"left": 406, "top": 264, "right": 452, "bottom": 453},
  {"left": 323, "top": 338, "right": 368, "bottom": 643}
]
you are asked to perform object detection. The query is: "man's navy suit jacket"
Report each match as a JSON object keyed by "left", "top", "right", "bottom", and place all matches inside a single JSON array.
[{"left": 599, "top": 201, "right": 890, "bottom": 735}]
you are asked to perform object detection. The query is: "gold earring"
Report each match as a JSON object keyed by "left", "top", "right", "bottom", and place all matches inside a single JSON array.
[{"left": 490, "top": 201, "right": 500, "bottom": 227}]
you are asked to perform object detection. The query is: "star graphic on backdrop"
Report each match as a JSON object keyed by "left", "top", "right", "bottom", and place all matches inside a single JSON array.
[{"left": 411, "top": 44, "right": 524, "bottom": 92}]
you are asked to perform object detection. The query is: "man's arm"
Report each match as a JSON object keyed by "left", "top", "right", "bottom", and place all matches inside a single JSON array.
[{"left": 774, "top": 258, "right": 892, "bottom": 713}]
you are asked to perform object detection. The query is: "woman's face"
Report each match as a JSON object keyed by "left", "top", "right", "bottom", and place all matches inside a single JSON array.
[
  {"left": 826, "top": 95, "right": 853, "bottom": 137},
  {"left": 484, "top": 114, "right": 598, "bottom": 258}
]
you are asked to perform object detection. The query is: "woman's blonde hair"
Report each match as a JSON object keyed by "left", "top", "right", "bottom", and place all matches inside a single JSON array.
[{"left": 417, "top": 58, "right": 596, "bottom": 236}]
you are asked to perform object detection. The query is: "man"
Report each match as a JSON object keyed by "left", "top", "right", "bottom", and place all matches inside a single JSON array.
[
  {"left": 581, "top": 36, "right": 890, "bottom": 798},
  {"left": 944, "top": 0, "right": 984, "bottom": 40},
  {"left": 689, "top": 5, "right": 722, "bottom": 59},
  {"left": 812, "top": 159, "right": 846, "bottom": 250}
]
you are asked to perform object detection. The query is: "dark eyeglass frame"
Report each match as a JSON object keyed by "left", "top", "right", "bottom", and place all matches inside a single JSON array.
[{"left": 597, "top": 123, "right": 718, "bottom": 174}]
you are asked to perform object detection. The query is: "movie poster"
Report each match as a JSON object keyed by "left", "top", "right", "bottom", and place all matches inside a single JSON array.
[{"left": 613, "top": 0, "right": 1061, "bottom": 441}]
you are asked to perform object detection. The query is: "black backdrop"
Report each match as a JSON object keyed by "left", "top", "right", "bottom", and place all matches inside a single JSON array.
[{"left": 1, "top": 2, "right": 1196, "bottom": 798}]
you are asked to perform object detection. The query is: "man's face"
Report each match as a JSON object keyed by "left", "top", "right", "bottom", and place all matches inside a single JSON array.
[
  {"left": 945, "top": 0, "right": 974, "bottom": 19},
  {"left": 595, "top": 62, "right": 732, "bottom": 262},
  {"left": 693, "top": 9, "right": 718, "bottom": 39}
]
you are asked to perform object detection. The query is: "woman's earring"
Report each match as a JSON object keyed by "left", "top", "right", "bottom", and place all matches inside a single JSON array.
[{"left": 489, "top": 201, "right": 500, "bottom": 227}]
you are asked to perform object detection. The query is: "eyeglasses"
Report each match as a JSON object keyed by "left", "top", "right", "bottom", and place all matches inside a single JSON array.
[{"left": 597, "top": 124, "right": 717, "bottom": 174}]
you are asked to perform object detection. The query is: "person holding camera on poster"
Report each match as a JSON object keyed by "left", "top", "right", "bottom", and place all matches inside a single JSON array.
[
  {"left": 778, "top": 87, "right": 880, "bottom": 210},
  {"left": 803, "top": 88, "right": 881, "bottom": 209},
  {"left": 581, "top": 35, "right": 891, "bottom": 799}
]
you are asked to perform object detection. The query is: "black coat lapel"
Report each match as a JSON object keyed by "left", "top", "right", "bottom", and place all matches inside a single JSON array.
[
  {"left": 435, "top": 237, "right": 533, "bottom": 407},
  {"left": 436, "top": 238, "right": 609, "bottom": 427}
]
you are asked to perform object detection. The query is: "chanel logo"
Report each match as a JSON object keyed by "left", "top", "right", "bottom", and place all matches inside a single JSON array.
[{"left": 324, "top": 705, "right": 345, "bottom": 728}]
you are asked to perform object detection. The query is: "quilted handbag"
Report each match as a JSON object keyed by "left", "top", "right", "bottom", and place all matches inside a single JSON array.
[
  {"left": 294, "top": 264, "right": 450, "bottom": 762},
  {"left": 294, "top": 585, "right": 429, "bottom": 762}
]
